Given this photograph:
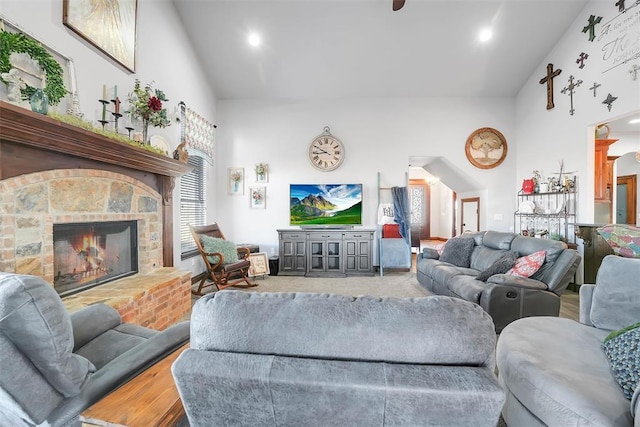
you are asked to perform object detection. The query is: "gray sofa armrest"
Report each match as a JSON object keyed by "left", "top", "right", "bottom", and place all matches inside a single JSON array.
[
  {"left": 579, "top": 284, "right": 596, "bottom": 326},
  {"left": 486, "top": 274, "right": 548, "bottom": 290},
  {"left": 71, "top": 304, "right": 122, "bottom": 351},
  {"left": 46, "top": 321, "right": 190, "bottom": 427},
  {"left": 419, "top": 248, "right": 439, "bottom": 260},
  {"left": 543, "top": 249, "right": 581, "bottom": 295}
]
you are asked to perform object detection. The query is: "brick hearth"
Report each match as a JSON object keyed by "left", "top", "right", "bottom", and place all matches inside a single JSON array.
[{"left": 62, "top": 268, "right": 191, "bottom": 330}]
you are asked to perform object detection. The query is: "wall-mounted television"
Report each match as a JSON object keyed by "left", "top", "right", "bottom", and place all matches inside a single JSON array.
[{"left": 290, "top": 184, "right": 362, "bottom": 227}]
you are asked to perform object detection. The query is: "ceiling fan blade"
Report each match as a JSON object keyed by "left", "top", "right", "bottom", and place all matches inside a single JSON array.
[{"left": 393, "top": 0, "right": 405, "bottom": 11}]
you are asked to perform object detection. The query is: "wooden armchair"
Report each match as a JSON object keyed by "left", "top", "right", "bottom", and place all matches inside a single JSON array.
[{"left": 190, "top": 223, "right": 257, "bottom": 295}]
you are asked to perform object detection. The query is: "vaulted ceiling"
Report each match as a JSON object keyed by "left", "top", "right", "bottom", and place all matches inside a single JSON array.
[{"left": 172, "top": 0, "right": 590, "bottom": 100}]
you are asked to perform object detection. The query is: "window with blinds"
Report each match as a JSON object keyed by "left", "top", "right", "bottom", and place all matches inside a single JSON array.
[{"left": 180, "top": 154, "right": 207, "bottom": 259}]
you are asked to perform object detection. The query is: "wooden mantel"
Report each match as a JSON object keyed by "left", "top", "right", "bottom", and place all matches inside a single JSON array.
[{"left": 0, "top": 101, "right": 192, "bottom": 267}]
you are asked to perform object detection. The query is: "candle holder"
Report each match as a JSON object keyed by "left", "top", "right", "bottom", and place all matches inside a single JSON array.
[
  {"left": 125, "top": 126, "right": 135, "bottom": 139},
  {"left": 111, "top": 112, "right": 123, "bottom": 133},
  {"left": 98, "top": 99, "right": 110, "bottom": 129}
]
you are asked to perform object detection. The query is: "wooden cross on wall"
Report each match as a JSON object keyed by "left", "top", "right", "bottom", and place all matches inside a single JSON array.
[
  {"left": 582, "top": 15, "right": 602, "bottom": 42},
  {"left": 539, "top": 63, "right": 562, "bottom": 110},
  {"left": 629, "top": 64, "right": 640, "bottom": 80},
  {"left": 589, "top": 82, "right": 601, "bottom": 97},
  {"left": 561, "top": 75, "right": 583, "bottom": 116}
]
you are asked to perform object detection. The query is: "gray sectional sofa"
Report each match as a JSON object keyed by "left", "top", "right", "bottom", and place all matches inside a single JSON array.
[
  {"left": 497, "top": 255, "right": 640, "bottom": 426},
  {"left": 172, "top": 291, "right": 506, "bottom": 426},
  {"left": 416, "top": 230, "right": 581, "bottom": 332},
  {"left": 0, "top": 272, "right": 190, "bottom": 426}
]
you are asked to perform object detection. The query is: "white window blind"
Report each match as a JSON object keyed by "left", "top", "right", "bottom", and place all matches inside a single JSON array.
[{"left": 180, "top": 153, "right": 207, "bottom": 258}]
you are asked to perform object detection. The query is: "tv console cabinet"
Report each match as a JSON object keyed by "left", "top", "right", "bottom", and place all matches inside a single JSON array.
[{"left": 277, "top": 228, "right": 375, "bottom": 277}]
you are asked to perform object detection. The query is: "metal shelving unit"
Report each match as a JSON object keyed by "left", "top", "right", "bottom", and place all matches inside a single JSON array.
[{"left": 514, "top": 182, "right": 577, "bottom": 244}]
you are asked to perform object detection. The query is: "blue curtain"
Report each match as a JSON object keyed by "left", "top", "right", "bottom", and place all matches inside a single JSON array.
[{"left": 392, "top": 186, "right": 410, "bottom": 245}]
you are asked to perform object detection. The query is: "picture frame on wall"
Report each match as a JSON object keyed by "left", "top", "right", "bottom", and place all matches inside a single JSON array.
[
  {"left": 63, "top": 0, "right": 138, "bottom": 72},
  {"left": 248, "top": 252, "right": 270, "bottom": 277},
  {"left": 250, "top": 186, "right": 266, "bottom": 209},
  {"left": 255, "top": 163, "right": 268, "bottom": 183},
  {"left": 228, "top": 167, "right": 244, "bottom": 195}
]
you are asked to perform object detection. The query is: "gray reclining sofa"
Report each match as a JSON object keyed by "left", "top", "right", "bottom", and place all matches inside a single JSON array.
[
  {"left": 172, "top": 291, "right": 505, "bottom": 426},
  {"left": 0, "top": 272, "right": 190, "bottom": 426},
  {"left": 416, "top": 230, "right": 581, "bottom": 332},
  {"left": 497, "top": 255, "right": 640, "bottom": 426}
]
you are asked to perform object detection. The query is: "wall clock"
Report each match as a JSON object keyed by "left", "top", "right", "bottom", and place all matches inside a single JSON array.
[
  {"left": 308, "top": 126, "right": 345, "bottom": 171},
  {"left": 465, "top": 127, "right": 508, "bottom": 169}
]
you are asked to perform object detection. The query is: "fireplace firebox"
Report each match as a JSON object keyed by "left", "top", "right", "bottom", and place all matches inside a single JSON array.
[{"left": 53, "top": 221, "right": 138, "bottom": 296}]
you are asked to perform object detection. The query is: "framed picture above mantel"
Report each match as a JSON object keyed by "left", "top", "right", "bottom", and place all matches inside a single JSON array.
[{"left": 63, "top": 0, "right": 138, "bottom": 72}]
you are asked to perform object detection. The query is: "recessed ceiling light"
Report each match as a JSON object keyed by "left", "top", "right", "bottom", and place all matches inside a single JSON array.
[
  {"left": 247, "top": 32, "right": 261, "bottom": 48},
  {"left": 628, "top": 118, "right": 640, "bottom": 124},
  {"left": 479, "top": 28, "right": 492, "bottom": 43}
]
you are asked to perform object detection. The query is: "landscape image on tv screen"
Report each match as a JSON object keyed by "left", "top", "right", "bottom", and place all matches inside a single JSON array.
[{"left": 290, "top": 184, "right": 362, "bottom": 226}]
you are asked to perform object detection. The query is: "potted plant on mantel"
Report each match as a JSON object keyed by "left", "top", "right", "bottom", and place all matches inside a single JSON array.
[{"left": 126, "top": 79, "right": 170, "bottom": 145}]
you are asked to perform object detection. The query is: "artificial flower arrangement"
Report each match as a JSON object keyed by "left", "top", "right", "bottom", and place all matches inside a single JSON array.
[
  {"left": 252, "top": 188, "right": 264, "bottom": 202},
  {"left": 230, "top": 170, "right": 242, "bottom": 183},
  {"left": 127, "top": 79, "right": 170, "bottom": 142}
]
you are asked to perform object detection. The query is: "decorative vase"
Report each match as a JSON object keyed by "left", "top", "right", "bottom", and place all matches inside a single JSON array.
[
  {"left": 142, "top": 119, "right": 150, "bottom": 145},
  {"left": 539, "top": 182, "right": 549, "bottom": 193},
  {"left": 29, "top": 89, "right": 48, "bottom": 115},
  {"left": 234, "top": 181, "right": 239, "bottom": 192},
  {"left": 522, "top": 179, "right": 535, "bottom": 194}
]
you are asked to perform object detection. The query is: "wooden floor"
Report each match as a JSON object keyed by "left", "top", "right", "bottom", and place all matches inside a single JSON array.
[{"left": 415, "top": 240, "right": 580, "bottom": 322}]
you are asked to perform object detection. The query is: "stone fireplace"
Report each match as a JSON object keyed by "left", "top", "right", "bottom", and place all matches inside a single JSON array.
[{"left": 0, "top": 101, "right": 192, "bottom": 329}]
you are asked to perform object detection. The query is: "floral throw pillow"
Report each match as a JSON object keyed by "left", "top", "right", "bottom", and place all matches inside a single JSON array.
[
  {"left": 602, "top": 322, "right": 640, "bottom": 400},
  {"left": 506, "top": 250, "right": 546, "bottom": 278}
]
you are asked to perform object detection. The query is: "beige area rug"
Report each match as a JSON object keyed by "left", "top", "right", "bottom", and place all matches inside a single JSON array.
[{"left": 191, "top": 271, "right": 431, "bottom": 302}]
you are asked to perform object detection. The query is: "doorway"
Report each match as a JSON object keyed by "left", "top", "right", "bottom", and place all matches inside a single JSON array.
[
  {"left": 409, "top": 179, "right": 430, "bottom": 252},
  {"left": 461, "top": 197, "right": 480, "bottom": 234},
  {"left": 616, "top": 174, "right": 637, "bottom": 224}
]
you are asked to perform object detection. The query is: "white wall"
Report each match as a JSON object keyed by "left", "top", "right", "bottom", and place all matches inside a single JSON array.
[
  {"left": 2, "top": 0, "right": 217, "bottom": 271},
  {"left": 515, "top": 0, "right": 640, "bottom": 226},
  {"left": 216, "top": 97, "right": 517, "bottom": 253}
]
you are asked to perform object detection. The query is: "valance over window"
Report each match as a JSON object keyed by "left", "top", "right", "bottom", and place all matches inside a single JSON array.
[{"left": 179, "top": 101, "right": 215, "bottom": 163}]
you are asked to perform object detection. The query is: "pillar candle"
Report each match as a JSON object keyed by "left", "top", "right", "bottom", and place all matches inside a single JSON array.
[
  {"left": 113, "top": 85, "right": 117, "bottom": 99},
  {"left": 68, "top": 60, "right": 77, "bottom": 94},
  {"left": 102, "top": 84, "right": 107, "bottom": 100}
]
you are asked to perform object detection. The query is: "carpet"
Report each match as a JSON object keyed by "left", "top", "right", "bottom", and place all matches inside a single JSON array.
[{"left": 240, "top": 271, "right": 431, "bottom": 298}]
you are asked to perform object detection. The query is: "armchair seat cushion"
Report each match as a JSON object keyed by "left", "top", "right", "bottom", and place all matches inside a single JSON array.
[
  {"left": 221, "top": 259, "right": 251, "bottom": 273},
  {"left": 498, "top": 316, "right": 632, "bottom": 426}
]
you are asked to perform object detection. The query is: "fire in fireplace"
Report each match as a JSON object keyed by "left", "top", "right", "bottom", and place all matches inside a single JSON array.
[{"left": 53, "top": 220, "right": 138, "bottom": 296}]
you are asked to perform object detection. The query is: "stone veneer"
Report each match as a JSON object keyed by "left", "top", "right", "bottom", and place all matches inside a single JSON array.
[
  {"left": 0, "top": 169, "right": 191, "bottom": 329},
  {"left": 0, "top": 168, "right": 162, "bottom": 279}
]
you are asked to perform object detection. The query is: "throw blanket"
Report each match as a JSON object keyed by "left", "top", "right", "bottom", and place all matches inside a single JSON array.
[{"left": 391, "top": 186, "right": 410, "bottom": 244}]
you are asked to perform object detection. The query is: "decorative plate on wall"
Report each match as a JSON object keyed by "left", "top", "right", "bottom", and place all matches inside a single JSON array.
[{"left": 465, "top": 127, "right": 508, "bottom": 169}]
